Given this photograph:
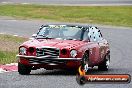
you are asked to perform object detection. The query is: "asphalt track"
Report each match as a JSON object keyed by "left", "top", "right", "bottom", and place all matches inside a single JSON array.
[
  {"left": 0, "top": 18, "right": 132, "bottom": 88},
  {"left": 0, "top": 0, "right": 132, "bottom": 6}
]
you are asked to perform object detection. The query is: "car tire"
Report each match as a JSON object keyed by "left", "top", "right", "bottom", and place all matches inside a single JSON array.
[
  {"left": 81, "top": 52, "right": 89, "bottom": 72},
  {"left": 98, "top": 53, "right": 110, "bottom": 71},
  {"left": 18, "top": 62, "right": 31, "bottom": 75},
  {"left": 76, "top": 75, "right": 86, "bottom": 85}
]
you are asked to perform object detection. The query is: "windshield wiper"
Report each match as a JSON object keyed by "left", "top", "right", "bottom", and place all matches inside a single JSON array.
[
  {"left": 66, "top": 38, "right": 77, "bottom": 40},
  {"left": 37, "top": 35, "right": 54, "bottom": 39},
  {"left": 65, "top": 37, "right": 82, "bottom": 41}
]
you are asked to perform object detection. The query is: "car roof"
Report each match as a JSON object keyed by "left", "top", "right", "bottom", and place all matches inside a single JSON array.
[{"left": 41, "top": 23, "right": 92, "bottom": 29}]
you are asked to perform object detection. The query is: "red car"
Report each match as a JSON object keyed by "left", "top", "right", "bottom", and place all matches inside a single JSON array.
[{"left": 17, "top": 24, "right": 110, "bottom": 75}]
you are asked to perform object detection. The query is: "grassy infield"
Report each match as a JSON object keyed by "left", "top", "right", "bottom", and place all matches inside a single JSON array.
[
  {"left": 0, "top": 34, "right": 27, "bottom": 64},
  {"left": 0, "top": 4, "right": 131, "bottom": 64}
]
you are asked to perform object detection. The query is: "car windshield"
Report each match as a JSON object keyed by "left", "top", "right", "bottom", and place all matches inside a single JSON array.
[{"left": 37, "top": 25, "right": 85, "bottom": 40}]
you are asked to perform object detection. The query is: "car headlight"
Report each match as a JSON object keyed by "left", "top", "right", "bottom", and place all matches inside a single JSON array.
[
  {"left": 20, "top": 47, "right": 26, "bottom": 55},
  {"left": 70, "top": 50, "right": 77, "bottom": 58}
]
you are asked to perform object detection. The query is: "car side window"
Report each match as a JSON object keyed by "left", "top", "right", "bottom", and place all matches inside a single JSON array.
[
  {"left": 88, "top": 27, "right": 103, "bottom": 42},
  {"left": 88, "top": 27, "right": 96, "bottom": 42},
  {"left": 94, "top": 29, "right": 103, "bottom": 42}
]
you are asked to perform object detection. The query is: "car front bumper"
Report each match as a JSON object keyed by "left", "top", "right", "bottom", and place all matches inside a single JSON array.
[{"left": 16, "top": 55, "right": 81, "bottom": 67}]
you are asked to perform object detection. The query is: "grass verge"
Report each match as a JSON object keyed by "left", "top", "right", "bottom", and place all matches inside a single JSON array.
[
  {"left": 0, "top": 4, "right": 132, "bottom": 27},
  {"left": 0, "top": 34, "right": 27, "bottom": 64}
]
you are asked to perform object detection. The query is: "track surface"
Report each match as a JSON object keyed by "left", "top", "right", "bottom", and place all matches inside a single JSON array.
[
  {"left": 0, "top": 18, "right": 132, "bottom": 88},
  {"left": 0, "top": 0, "right": 132, "bottom": 6}
]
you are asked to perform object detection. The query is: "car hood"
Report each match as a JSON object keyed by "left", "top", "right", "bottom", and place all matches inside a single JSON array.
[{"left": 22, "top": 39, "right": 86, "bottom": 49}]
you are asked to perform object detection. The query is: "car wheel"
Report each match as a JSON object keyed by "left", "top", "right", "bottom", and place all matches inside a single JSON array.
[
  {"left": 76, "top": 75, "right": 86, "bottom": 85},
  {"left": 98, "top": 53, "right": 110, "bottom": 71},
  {"left": 18, "top": 62, "right": 31, "bottom": 75},
  {"left": 81, "top": 52, "right": 89, "bottom": 72}
]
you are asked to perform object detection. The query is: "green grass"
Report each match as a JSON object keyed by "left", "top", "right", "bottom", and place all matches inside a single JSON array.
[
  {"left": 0, "top": 51, "right": 17, "bottom": 64},
  {"left": 0, "top": 5, "right": 131, "bottom": 27},
  {"left": 0, "top": 34, "right": 27, "bottom": 64}
]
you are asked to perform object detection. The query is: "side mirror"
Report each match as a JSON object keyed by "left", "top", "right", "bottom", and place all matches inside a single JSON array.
[
  {"left": 32, "top": 34, "right": 37, "bottom": 38},
  {"left": 82, "top": 39, "right": 90, "bottom": 42}
]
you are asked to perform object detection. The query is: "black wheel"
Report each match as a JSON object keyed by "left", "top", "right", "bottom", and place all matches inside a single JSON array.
[
  {"left": 98, "top": 53, "right": 110, "bottom": 71},
  {"left": 81, "top": 52, "right": 89, "bottom": 72},
  {"left": 18, "top": 62, "right": 31, "bottom": 75},
  {"left": 76, "top": 76, "right": 86, "bottom": 85}
]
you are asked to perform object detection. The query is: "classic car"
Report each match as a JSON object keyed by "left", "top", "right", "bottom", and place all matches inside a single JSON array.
[{"left": 17, "top": 24, "right": 110, "bottom": 75}]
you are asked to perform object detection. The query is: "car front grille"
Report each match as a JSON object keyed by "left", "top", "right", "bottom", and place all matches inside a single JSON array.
[
  {"left": 29, "top": 58, "right": 66, "bottom": 64},
  {"left": 36, "top": 47, "right": 60, "bottom": 57}
]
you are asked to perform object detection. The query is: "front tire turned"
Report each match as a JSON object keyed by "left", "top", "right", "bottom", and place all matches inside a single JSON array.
[
  {"left": 81, "top": 52, "right": 89, "bottom": 73},
  {"left": 98, "top": 53, "right": 110, "bottom": 71},
  {"left": 18, "top": 62, "right": 31, "bottom": 75}
]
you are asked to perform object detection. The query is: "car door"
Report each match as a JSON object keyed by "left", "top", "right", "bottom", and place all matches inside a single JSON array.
[
  {"left": 88, "top": 27, "right": 100, "bottom": 64},
  {"left": 94, "top": 28, "right": 106, "bottom": 62}
]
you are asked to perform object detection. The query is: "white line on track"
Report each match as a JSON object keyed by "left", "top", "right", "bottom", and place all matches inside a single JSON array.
[
  {"left": 1, "top": 2, "right": 13, "bottom": 4},
  {"left": 13, "top": 35, "right": 18, "bottom": 37},
  {"left": 21, "top": 3, "right": 30, "bottom": 5}
]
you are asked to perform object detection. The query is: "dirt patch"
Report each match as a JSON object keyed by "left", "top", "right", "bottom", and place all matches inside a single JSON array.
[
  {"left": 0, "top": 34, "right": 28, "bottom": 52},
  {"left": 0, "top": 40, "right": 21, "bottom": 52}
]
